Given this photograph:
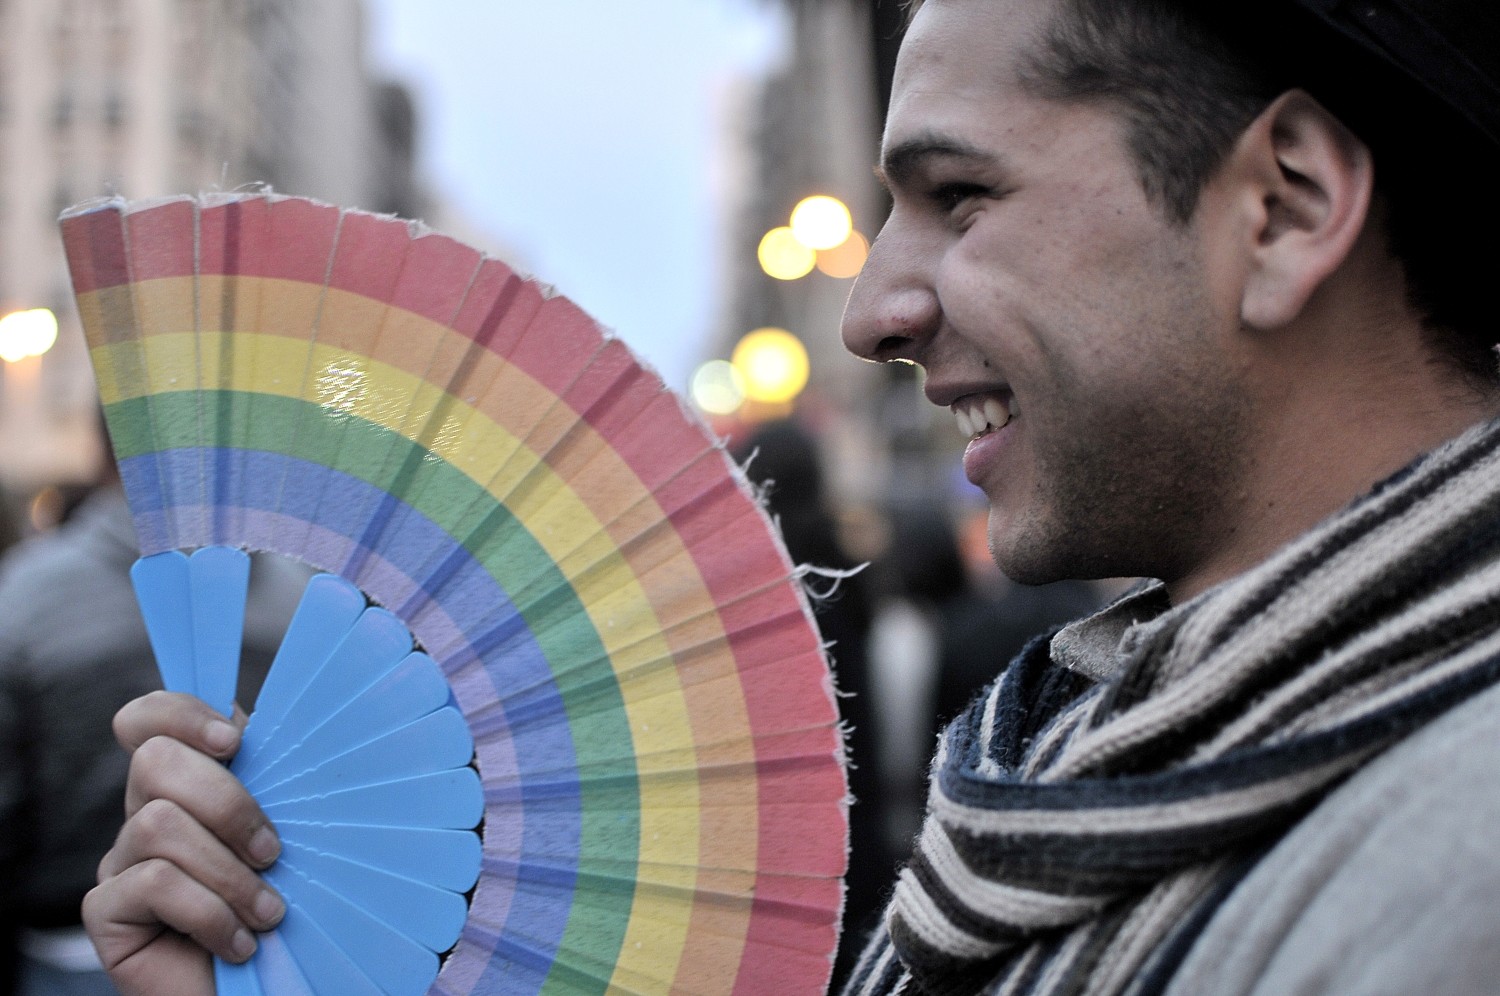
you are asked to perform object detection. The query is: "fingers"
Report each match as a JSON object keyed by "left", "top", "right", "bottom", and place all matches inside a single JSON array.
[
  {"left": 114, "top": 691, "right": 246, "bottom": 761},
  {"left": 123, "top": 735, "right": 280, "bottom": 870},
  {"left": 84, "top": 870, "right": 244, "bottom": 996},
  {"left": 98, "top": 797, "right": 284, "bottom": 932},
  {"left": 100, "top": 931, "right": 215, "bottom": 996},
  {"left": 94, "top": 691, "right": 275, "bottom": 996},
  {"left": 87, "top": 858, "right": 256, "bottom": 962}
]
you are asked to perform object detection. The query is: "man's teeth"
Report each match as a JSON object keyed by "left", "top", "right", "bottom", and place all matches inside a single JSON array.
[
  {"left": 953, "top": 396, "right": 1014, "bottom": 438},
  {"left": 983, "top": 398, "right": 1006, "bottom": 429}
]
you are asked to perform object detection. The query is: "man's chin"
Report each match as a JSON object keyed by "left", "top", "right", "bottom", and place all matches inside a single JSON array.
[{"left": 987, "top": 514, "right": 1073, "bottom": 587}]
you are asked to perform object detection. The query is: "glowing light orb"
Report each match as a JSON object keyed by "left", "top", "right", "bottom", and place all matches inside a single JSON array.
[
  {"left": 732, "top": 328, "right": 810, "bottom": 404},
  {"left": 816, "top": 231, "right": 869, "bottom": 278},
  {"left": 758, "top": 227, "right": 816, "bottom": 280},
  {"left": 790, "top": 196, "right": 853, "bottom": 251},
  {"left": 691, "top": 359, "right": 747, "bottom": 414},
  {"left": 0, "top": 308, "right": 58, "bottom": 363}
]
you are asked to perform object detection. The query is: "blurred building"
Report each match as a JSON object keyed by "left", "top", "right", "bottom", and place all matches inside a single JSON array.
[
  {"left": 0, "top": 0, "right": 424, "bottom": 492},
  {"left": 711, "top": 0, "right": 960, "bottom": 530}
]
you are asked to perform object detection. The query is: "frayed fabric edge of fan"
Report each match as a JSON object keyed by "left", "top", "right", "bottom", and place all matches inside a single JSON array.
[{"left": 59, "top": 187, "right": 566, "bottom": 300}]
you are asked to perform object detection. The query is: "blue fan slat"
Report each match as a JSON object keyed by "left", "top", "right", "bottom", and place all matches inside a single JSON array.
[
  {"left": 265, "top": 863, "right": 438, "bottom": 996},
  {"left": 214, "top": 954, "right": 265, "bottom": 996},
  {"left": 260, "top": 768, "right": 483, "bottom": 829},
  {"left": 131, "top": 547, "right": 251, "bottom": 717},
  {"left": 279, "top": 839, "right": 467, "bottom": 953},
  {"left": 274, "top": 821, "right": 481, "bottom": 893},
  {"left": 188, "top": 546, "right": 250, "bottom": 717},
  {"left": 254, "top": 707, "right": 472, "bottom": 806},
  {"left": 250, "top": 929, "right": 316, "bottom": 996},
  {"left": 246, "top": 651, "right": 448, "bottom": 795},
  {"left": 236, "top": 607, "right": 412, "bottom": 789},
  {"left": 241, "top": 574, "right": 366, "bottom": 759},
  {"left": 130, "top": 551, "right": 195, "bottom": 696},
  {"left": 271, "top": 899, "right": 385, "bottom": 996}
]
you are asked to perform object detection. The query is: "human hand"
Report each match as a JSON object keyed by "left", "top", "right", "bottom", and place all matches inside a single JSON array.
[{"left": 83, "top": 691, "right": 286, "bottom": 996}]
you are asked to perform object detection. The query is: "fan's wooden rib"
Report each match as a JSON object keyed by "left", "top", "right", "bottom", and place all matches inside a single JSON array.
[{"left": 260, "top": 768, "right": 482, "bottom": 829}]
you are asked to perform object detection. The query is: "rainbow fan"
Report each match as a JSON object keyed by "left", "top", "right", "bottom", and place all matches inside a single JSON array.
[{"left": 61, "top": 193, "right": 848, "bottom": 996}]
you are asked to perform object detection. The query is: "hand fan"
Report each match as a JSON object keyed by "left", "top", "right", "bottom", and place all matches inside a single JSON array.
[{"left": 61, "top": 193, "right": 848, "bottom": 996}]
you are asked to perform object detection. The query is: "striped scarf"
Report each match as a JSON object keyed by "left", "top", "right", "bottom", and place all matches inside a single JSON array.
[{"left": 845, "top": 416, "right": 1500, "bottom": 996}]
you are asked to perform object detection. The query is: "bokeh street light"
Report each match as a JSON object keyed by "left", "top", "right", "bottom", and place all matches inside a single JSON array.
[
  {"left": 816, "top": 230, "right": 869, "bottom": 278},
  {"left": 789, "top": 195, "right": 853, "bottom": 250},
  {"left": 0, "top": 308, "right": 58, "bottom": 363},
  {"left": 690, "top": 359, "right": 747, "bottom": 415},
  {"left": 758, "top": 226, "right": 817, "bottom": 280},
  {"left": 732, "top": 327, "right": 809, "bottom": 404}
]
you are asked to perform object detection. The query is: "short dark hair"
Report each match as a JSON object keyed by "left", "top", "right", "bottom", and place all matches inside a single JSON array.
[{"left": 904, "top": 0, "right": 1500, "bottom": 382}]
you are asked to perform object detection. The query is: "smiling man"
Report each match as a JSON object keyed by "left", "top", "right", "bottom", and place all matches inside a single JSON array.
[{"left": 837, "top": 1, "right": 1500, "bottom": 995}]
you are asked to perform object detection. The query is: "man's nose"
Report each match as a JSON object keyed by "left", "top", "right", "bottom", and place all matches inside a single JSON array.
[{"left": 840, "top": 223, "right": 941, "bottom": 364}]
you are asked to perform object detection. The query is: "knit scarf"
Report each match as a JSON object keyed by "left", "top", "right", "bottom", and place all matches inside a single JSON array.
[{"left": 844, "top": 416, "right": 1500, "bottom": 996}]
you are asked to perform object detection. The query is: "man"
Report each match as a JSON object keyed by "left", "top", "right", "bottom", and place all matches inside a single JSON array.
[
  {"left": 80, "top": 1, "right": 1500, "bottom": 995},
  {"left": 837, "top": 1, "right": 1500, "bottom": 994}
]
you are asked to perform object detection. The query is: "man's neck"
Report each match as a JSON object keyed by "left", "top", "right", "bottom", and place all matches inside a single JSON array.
[
  {"left": 1166, "top": 312, "right": 1500, "bottom": 605},
  {"left": 1167, "top": 397, "right": 1498, "bottom": 604}
]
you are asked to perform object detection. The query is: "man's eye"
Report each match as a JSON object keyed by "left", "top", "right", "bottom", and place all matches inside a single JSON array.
[{"left": 931, "top": 182, "right": 989, "bottom": 211}]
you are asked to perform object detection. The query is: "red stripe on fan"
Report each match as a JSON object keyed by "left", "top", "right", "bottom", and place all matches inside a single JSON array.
[
  {"left": 392, "top": 233, "right": 483, "bottom": 326},
  {"left": 732, "top": 871, "right": 841, "bottom": 996},
  {"left": 61, "top": 208, "right": 128, "bottom": 294},
  {"left": 266, "top": 198, "right": 342, "bottom": 283},
  {"left": 328, "top": 210, "right": 412, "bottom": 302},
  {"left": 199, "top": 197, "right": 266, "bottom": 277},
  {"left": 197, "top": 197, "right": 340, "bottom": 285},
  {"left": 123, "top": 201, "right": 195, "bottom": 281},
  {"left": 511, "top": 296, "right": 608, "bottom": 391},
  {"left": 452, "top": 258, "right": 545, "bottom": 355},
  {"left": 731, "top": 945, "right": 835, "bottom": 996}
]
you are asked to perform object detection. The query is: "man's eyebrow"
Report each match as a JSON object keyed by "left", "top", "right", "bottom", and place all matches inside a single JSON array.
[{"left": 878, "top": 134, "right": 1003, "bottom": 190}]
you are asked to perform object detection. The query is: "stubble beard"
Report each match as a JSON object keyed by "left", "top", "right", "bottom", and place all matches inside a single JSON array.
[{"left": 991, "top": 298, "right": 1252, "bottom": 588}]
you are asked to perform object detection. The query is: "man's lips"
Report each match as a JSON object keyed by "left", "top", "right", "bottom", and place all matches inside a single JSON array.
[{"left": 952, "top": 391, "right": 1020, "bottom": 486}]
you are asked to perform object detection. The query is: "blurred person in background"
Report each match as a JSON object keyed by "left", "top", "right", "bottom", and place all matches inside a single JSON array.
[
  {"left": 869, "top": 510, "right": 1099, "bottom": 872},
  {"left": 730, "top": 419, "right": 880, "bottom": 993},
  {"left": 0, "top": 417, "right": 312, "bottom": 996}
]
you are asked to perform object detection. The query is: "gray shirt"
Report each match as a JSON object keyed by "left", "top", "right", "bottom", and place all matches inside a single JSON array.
[{"left": 1166, "top": 677, "right": 1500, "bottom": 996}]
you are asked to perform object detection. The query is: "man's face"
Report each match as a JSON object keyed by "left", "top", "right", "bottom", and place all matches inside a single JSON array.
[{"left": 843, "top": 0, "right": 1252, "bottom": 585}]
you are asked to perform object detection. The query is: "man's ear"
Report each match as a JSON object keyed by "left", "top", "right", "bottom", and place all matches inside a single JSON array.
[{"left": 1226, "top": 89, "right": 1374, "bottom": 331}]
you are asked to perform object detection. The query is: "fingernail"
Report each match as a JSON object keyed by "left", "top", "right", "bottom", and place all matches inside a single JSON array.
[
  {"left": 248, "top": 826, "right": 280, "bottom": 865},
  {"left": 231, "top": 928, "right": 256, "bottom": 960},
  {"left": 254, "top": 889, "right": 284, "bottom": 926},
  {"left": 204, "top": 720, "right": 237, "bottom": 753}
]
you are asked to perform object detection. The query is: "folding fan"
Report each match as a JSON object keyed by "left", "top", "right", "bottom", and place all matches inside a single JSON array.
[{"left": 61, "top": 193, "right": 848, "bottom": 996}]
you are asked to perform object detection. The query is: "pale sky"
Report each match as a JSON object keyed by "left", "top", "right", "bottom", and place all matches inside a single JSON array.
[{"left": 363, "top": 0, "right": 790, "bottom": 391}]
